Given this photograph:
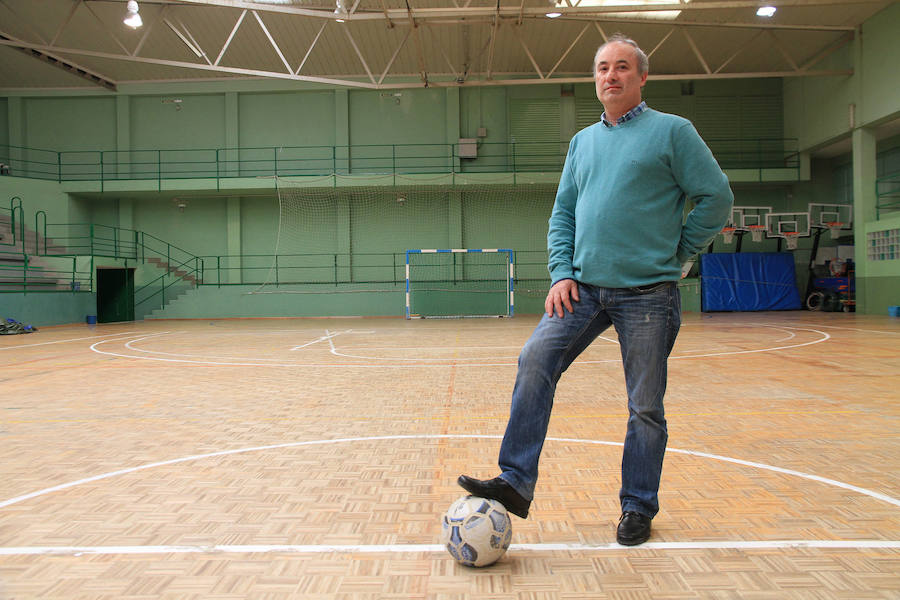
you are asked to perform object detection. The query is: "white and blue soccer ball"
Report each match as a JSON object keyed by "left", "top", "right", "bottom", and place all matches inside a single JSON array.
[{"left": 441, "top": 495, "right": 512, "bottom": 567}]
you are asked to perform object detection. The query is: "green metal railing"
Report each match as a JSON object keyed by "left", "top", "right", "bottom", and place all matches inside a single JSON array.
[
  {"left": 13, "top": 214, "right": 204, "bottom": 313},
  {"left": 0, "top": 250, "right": 91, "bottom": 292},
  {"left": 195, "top": 250, "right": 553, "bottom": 294},
  {"left": 0, "top": 139, "right": 800, "bottom": 184},
  {"left": 1, "top": 197, "right": 25, "bottom": 250},
  {"left": 876, "top": 170, "right": 900, "bottom": 219}
]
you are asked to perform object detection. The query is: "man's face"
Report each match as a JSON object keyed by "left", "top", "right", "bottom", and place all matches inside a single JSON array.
[{"left": 594, "top": 42, "right": 648, "bottom": 110}]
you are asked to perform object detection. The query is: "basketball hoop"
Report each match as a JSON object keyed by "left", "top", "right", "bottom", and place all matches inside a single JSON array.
[
  {"left": 783, "top": 231, "right": 799, "bottom": 250},
  {"left": 721, "top": 227, "right": 736, "bottom": 244},
  {"left": 748, "top": 225, "right": 766, "bottom": 242},
  {"left": 826, "top": 221, "right": 844, "bottom": 239},
  {"left": 829, "top": 257, "right": 847, "bottom": 276}
]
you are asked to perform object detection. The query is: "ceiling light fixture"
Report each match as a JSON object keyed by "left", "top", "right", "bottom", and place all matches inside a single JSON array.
[
  {"left": 756, "top": 5, "right": 776, "bottom": 17},
  {"left": 334, "top": 0, "right": 348, "bottom": 22},
  {"left": 550, "top": 0, "right": 689, "bottom": 21},
  {"left": 546, "top": 0, "right": 562, "bottom": 18},
  {"left": 124, "top": 0, "right": 143, "bottom": 28}
]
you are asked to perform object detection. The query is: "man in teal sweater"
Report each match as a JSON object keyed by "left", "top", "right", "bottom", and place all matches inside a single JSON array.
[{"left": 459, "top": 34, "right": 734, "bottom": 545}]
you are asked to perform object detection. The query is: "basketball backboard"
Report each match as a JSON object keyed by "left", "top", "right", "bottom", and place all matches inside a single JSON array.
[
  {"left": 809, "top": 203, "right": 852, "bottom": 238},
  {"left": 809, "top": 203, "right": 852, "bottom": 228},
  {"left": 731, "top": 206, "right": 773, "bottom": 230},
  {"left": 766, "top": 212, "right": 810, "bottom": 239}
]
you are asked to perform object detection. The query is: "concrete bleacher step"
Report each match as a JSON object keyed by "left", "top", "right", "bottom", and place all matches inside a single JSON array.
[
  {"left": 0, "top": 250, "right": 79, "bottom": 291},
  {"left": 146, "top": 257, "right": 198, "bottom": 284}
]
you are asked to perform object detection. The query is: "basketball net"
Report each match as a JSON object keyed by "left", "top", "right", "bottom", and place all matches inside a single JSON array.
[
  {"left": 783, "top": 232, "right": 799, "bottom": 250},
  {"left": 826, "top": 222, "right": 843, "bottom": 239},
  {"left": 721, "top": 227, "right": 736, "bottom": 244},
  {"left": 749, "top": 225, "right": 766, "bottom": 242}
]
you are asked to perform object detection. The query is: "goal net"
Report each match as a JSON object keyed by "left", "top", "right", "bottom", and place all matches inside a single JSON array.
[
  {"left": 247, "top": 175, "right": 556, "bottom": 314},
  {"left": 406, "top": 249, "right": 513, "bottom": 319}
]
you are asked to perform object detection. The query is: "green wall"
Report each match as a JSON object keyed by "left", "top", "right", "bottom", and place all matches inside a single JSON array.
[
  {"left": 0, "top": 98, "right": 8, "bottom": 149},
  {"left": 782, "top": 2, "right": 900, "bottom": 314},
  {"left": 239, "top": 91, "right": 336, "bottom": 148},
  {"left": 783, "top": 3, "right": 899, "bottom": 147},
  {"left": 24, "top": 97, "right": 117, "bottom": 152},
  {"left": 130, "top": 94, "right": 226, "bottom": 151}
]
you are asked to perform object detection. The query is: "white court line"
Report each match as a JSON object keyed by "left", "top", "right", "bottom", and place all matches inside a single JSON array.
[
  {"left": 291, "top": 330, "right": 373, "bottom": 350},
  {"left": 2, "top": 435, "right": 897, "bottom": 511},
  {"left": 1, "top": 540, "right": 898, "bottom": 557},
  {"left": 324, "top": 325, "right": 830, "bottom": 363},
  {"left": 0, "top": 331, "right": 140, "bottom": 351},
  {"left": 87, "top": 324, "right": 832, "bottom": 367}
]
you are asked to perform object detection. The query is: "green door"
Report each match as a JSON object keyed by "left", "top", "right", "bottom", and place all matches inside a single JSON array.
[{"left": 97, "top": 268, "right": 135, "bottom": 323}]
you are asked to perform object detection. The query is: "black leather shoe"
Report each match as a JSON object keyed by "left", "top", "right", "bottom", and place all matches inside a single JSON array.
[
  {"left": 616, "top": 511, "right": 651, "bottom": 546},
  {"left": 457, "top": 475, "right": 530, "bottom": 518}
]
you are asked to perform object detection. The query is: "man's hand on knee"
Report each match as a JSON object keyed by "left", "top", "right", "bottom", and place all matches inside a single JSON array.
[{"left": 545, "top": 279, "right": 580, "bottom": 318}]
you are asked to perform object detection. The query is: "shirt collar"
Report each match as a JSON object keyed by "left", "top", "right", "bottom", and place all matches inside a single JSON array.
[{"left": 601, "top": 101, "right": 647, "bottom": 128}]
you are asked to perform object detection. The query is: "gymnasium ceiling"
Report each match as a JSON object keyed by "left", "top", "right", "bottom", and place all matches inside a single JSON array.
[{"left": 0, "top": 0, "right": 894, "bottom": 91}]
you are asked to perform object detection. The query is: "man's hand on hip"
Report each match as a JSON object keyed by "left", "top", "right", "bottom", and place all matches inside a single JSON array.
[{"left": 545, "top": 279, "right": 580, "bottom": 318}]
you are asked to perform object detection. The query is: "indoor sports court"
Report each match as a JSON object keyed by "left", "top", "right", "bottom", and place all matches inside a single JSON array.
[
  {"left": 1, "top": 313, "right": 898, "bottom": 597},
  {"left": 2, "top": 0, "right": 900, "bottom": 598}
]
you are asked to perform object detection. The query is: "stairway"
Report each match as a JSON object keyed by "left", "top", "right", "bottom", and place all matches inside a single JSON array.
[{"left": 146, "top": 256, "right": 199, "bottom": 285}]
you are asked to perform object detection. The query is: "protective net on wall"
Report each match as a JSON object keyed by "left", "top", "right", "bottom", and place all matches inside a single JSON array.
[{"left": 250, "top": 175, "right": 555, "bottom": 301}]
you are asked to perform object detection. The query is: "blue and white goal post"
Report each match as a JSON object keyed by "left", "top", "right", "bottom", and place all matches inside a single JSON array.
[{"left": 405, "top": 249, "right": 514, "bottom": 319}]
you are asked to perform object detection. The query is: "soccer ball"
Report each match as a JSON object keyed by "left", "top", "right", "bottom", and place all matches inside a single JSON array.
[{"left": 441, "top": 495, "right": 512, "bottom": 567}]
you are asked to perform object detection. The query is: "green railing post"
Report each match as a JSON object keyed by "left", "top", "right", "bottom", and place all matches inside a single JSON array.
[
  {"left": 275, "top": 255, "right": 280, "bottom": 286},
  {"left": 57, "top": 152, "right": 62, "bottom": 183},
  {"left": 217, "top": 256, "right": 221, "bottom": 288},
  {"left": 158, "top": 150, "right": 162, "bottom": 191},
  {"left": 511, "top": 142, "right": 516, "bottom": 172},
  {"left": 334, "top": 254, "right": 338, "bottom": 284},
  {"left": 274, "top": 147, "right": 278, "bottom": 177},
  {"left": 34, "top": 210, "right": 47, "bottom": 255}
]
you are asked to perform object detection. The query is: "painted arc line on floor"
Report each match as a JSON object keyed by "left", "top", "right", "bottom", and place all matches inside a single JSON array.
[
  {"left": 1, "top": 540, "right": 898, "bottom": 557},
  {"left": 1, "top": 435, "right": 897, "bottom": 511},
  {"left": 0, "top": 331, "right": 142, "bottom": 351},
  {"left": 89, "top": 324, "right": 831, "bottom": 367}
]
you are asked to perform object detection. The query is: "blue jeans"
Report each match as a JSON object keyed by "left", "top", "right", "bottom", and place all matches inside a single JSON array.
[{"left": 497, "top": 280, "right": 681, "bottom": 518}]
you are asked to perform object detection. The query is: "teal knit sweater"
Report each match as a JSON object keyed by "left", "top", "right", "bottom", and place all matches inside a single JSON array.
[{"left": 548, "top": 107, "right": 734, "bottom": 288}]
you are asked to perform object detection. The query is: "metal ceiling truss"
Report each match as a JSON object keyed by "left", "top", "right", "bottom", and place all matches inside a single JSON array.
[{"left": 0, "top": 0, "right": 870, "bottom": 90}]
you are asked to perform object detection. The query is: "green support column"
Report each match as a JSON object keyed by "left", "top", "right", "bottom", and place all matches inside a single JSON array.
[
  {"left": 449, "top": 190, "right": 464, "bottom": 280},
  {"left": 449, "top": 190, "right": 463, "bottom": 246},
  {"left": 8, "top": 97, "right": 24, "bottom": 175},
  {"left": 335, "top": 90, "right": 349, "bottom": 175},
  {"left": 116, "top": 95, "right": 130, "bottom": 179},
  {"left": 851, "top": 126, "right": 876, "bottom": 313},
  {"left": 446, "top": 88, "right": 460, "bottom": 172},
  {"left": 336, "top": 196, "right": 351, "bottom": 283},
  {"left": 225, "top": 92, "right": 239, "bottom": 178},
  {"left": 227, "top": 197, "right": 241, "bottom": 283}
]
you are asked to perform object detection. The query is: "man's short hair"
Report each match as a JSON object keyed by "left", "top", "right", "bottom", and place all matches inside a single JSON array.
[{"left": 593, "top": 34, "right": 649, "bottom": 75}]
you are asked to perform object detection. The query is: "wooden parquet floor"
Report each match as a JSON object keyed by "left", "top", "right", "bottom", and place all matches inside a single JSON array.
[{"left": 0, "top": 312, "right": 898, "bottom": 599}]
